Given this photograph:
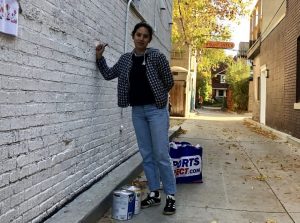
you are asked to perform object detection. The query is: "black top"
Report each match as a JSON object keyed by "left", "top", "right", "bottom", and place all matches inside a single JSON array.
[{"left": 129, "top": 54, "right": 155, "bottom": 106}]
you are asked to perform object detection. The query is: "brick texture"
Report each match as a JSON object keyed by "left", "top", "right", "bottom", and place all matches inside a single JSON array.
[
  {"left": 0, "top": 0, "right": 173, "bottom": 222},
  {"left": 251, "top": 0, "right": 300, "bottom": 138},
  {"left": 260, "top": 19, "right": 286, "bottom": 131},
  {"left": 283, "top": 0, "right": 300, "bottom": 138}
]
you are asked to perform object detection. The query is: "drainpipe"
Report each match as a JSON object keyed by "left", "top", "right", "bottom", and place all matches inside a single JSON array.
[
  {"left": 120, "top": 0, "right": 134, "bottom": 119},
  {"left": 124, "top": 0, "right": 134, "bottom": 53}
]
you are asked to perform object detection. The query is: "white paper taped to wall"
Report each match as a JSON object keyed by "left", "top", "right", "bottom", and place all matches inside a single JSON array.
[{"left": 0, "top": 0, "right": 19, "bottom": 36}]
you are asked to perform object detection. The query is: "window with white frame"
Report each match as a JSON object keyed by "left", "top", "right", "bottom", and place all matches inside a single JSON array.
[
  {"left": 216, "top": 90, "right": 226, "bottom": 97},
  {"left": 220, "top": 75, "right": 226, "bottom": 83}
]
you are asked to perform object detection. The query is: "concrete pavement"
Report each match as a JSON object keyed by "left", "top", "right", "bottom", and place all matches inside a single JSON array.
[
  {"left": 46, "top": 109, "right": 300, "bottom": 223},
  {"left": 100, "top": 109, "right": 300, "bottom": 223}
]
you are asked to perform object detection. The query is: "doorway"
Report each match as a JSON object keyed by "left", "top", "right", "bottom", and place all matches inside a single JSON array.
[{"left": 169, "top": 80, "right": 186, "bottom": 117}]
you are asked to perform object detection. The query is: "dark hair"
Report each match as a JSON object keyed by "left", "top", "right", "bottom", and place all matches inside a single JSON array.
[{"left": 131, "top": 22, "right": 153, "bottom": 41}]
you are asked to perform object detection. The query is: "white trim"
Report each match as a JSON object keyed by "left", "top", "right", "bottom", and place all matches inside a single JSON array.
[
  {"left": 260, "top": 64, "right": 267, "bottom": 125},
  {"left": 294, "top": 103, "right": 300, "bottom": 110},
  {"left": 260, "top": 64, "right": 268, "bottom": 78},
  {"left": 220, "top": 74, "right": 226, "bottom": 83}
]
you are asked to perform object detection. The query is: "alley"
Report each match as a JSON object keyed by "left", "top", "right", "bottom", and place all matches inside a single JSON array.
[{"left": 103, "top": 110, "right": 300, "bottom": 223}]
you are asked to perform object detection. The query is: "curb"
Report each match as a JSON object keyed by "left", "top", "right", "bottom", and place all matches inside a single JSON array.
[
  {"left": 45, "top": 153, "right": 143, "bottom": 223},
  {"left": 244, "top": 118, "right": 300, "bottom": 146},
  {"left": 169, "top": 125, "right": 182, "bottom": 141}
]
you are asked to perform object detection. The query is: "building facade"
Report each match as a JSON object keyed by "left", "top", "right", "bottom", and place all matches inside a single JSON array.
[
  {"left": 283, "top": 0, "right": 300, "bottom": 138},
  {"left": 0, "top": 0, "right": 173, "bottom": 222},
  {"left": 211, "top": 63, "right": 229, "bottom": 100},
  {"left": 247, "top": 0, "right": 300, "bottom": 139},
  {"left": 170, "top": 44, "right": 197, "bottom": 116}
]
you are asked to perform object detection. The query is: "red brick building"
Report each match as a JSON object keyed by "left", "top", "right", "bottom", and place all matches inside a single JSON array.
[{"left": 211, "top": 63, "right": 229, "bottom": 99}]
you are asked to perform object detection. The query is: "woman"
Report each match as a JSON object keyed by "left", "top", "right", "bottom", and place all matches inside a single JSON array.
[{"left": 96, "top": 22, "right": 176, "bottom": 215}]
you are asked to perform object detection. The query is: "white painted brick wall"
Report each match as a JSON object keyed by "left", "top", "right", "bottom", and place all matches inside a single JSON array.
[{"left": 0, "top": 0, "right": 172, "bottom": 222}]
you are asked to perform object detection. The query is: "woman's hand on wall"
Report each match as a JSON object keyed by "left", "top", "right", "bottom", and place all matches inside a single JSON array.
[{"left": 96, "top": 43, "right": 108, "bottom": 60}]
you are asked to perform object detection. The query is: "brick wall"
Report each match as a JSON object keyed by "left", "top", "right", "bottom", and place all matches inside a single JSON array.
[
  {"left": 283, "top": 0, "right": 300, "bottom": 138},
  {"left": 248, "top": 80, "right": 254, "bottom": 112},
  {"left": 252, "top": 0, "right": 300, "bottom": 138},
  {"left": 0, "top": 0, "right": 173, "bottom": 222},
  {"left": 260, "top": 19, "right": 286, "bottom": 131},
  {"left": 226, "top": 88, "right": 234, "bottom": 111}
]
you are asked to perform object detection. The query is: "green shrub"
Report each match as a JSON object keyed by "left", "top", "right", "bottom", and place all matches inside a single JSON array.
[{"left": 226, "top": 59, "right": 250, "bottom": 112}]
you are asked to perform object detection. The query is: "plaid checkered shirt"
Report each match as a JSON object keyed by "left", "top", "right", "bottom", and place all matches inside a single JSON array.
[{"left": 96, "top": 48, "right": 174, "bottom": 109}]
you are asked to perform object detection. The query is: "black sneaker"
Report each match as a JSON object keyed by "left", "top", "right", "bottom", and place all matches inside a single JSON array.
[
  {"left": 163, "top": 195, "right": 176, "bottom": 215},
  {"left": 141, "top": 191, "right": 161, "bottom": 208}
]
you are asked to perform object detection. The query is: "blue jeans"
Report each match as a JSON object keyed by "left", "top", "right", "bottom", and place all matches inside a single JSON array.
[{"left": 132, "top": 104, "right": 176, "bottom": 195}]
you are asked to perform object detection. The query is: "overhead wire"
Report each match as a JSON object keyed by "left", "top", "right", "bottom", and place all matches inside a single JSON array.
[{"left": 258, "top": 0, "right": 286, "bottom": 39}]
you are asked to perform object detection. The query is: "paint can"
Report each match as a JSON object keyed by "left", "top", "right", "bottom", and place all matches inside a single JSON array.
[
  {"left": 112, "top": 189, "right": 135, "bottom": 220},
  {"left": 121, "top": 185, "right": 142, "bottom": 214}
]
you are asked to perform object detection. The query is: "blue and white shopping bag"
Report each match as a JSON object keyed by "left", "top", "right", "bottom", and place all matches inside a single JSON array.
[{"left": 169, "top": 141, "right": 203, "bottom": 183}]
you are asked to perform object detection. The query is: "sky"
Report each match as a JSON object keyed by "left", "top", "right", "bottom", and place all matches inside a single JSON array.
[
  {"left": 225, "top": 16, "right": 251, "bottom": 55},
  {"left": 225, "top": 0, "right": 257, "bottom": 56}
]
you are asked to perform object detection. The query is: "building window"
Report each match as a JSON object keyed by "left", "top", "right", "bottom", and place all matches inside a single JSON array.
[
  {"left": 297, "top": 36, "right": 300, "bottom": 102},
  {"left": 218, "top": 90, "right": 224, "bottom": 97},
  {"left": 220, "top": 75, "right": 226, "bottom": 83},
  {"left": 216, "top": 90, "right": 226, "bottom": 97},
  {"left": 255, "top": 7, "right": 259, "bottom": 26}
]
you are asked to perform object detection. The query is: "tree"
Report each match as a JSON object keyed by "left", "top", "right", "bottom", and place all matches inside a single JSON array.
[
  {"left": 172, "top": 0, "right": 252, "bottom": 51},
  {"left": 172, "top": 0, "right": 253, "bottom": 108},
  {"left": 226, "top": 58, "right": 250, "bottom": 112},
  {"left": 197, "top": 50, "right": 230, "bottom": 103},
  {"left": 172, "top": 0, "right": 251, "bottom": 75},
  {"left": 197, "top": 71, "right": 212, "bottom": 102}
]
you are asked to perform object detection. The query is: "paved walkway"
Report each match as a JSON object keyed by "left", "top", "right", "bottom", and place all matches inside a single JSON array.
[{"left": 100, "top": 109, "right": 300, "bottom": 223}]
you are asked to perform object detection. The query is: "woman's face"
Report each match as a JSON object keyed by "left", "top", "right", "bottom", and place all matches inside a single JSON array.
[{"left": 133, "top": 27, "right": 151, "bottom": 52}]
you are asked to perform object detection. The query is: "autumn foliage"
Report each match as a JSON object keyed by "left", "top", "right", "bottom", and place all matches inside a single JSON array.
[{"left": 172, "top": 0, "right": 252, "bottom": 50}]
